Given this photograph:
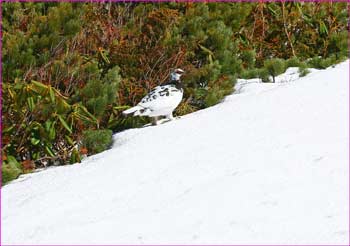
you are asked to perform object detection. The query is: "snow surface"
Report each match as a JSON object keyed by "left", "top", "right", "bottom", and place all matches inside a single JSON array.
[{"left": 2, "top": 61, "right": 349, "bottom": 245}]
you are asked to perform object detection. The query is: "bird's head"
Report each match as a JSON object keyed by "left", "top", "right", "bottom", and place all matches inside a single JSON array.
[{"left": 170, "top": 68, "right": 185, "bottom": 81}]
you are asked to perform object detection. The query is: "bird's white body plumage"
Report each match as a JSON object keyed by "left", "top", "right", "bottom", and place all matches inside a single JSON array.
[
  {"left": 123, "top": 84, "right": 183, "bottom": 117},
  {"left": 122, "top": 69, "right": 185, "bottom": 124}
]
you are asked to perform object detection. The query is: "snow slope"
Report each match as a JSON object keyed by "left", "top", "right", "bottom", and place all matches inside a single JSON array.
[{"left": 2, "top": 61, "right": 349, "bottom": 245}]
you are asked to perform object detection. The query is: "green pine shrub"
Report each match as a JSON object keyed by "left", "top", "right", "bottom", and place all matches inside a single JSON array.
[
  {"left": 307, "top": 55, "right": 340, "bottom": 69},
  {"left": 258, "top": 68, "right": 270, "bottom": 82},
  {"left": 2, "top": 3, "right": 83, "bottom": 82},
  {"left": 263, "top": 58, "right": 286, "bottom": 83},
  {"left": 298, "top": 66, "right": 310, "bottom": 77},
  {"left": 204, "top": 77, "right": 234, "bottom": 107},
  {"left": 178, "top": 3, "right": 244, "bottom": 108},
  {"left": 328, "top": 31, "right": 348, "bottom": 60},
  {"left": 241, "top": 50, "right": 256, "bottom": 69},
  {"left": 239, "top": 68, "right": 270, "bottom": 82},
  {"left": 81, "top": 129, "right": 113, "bottom": 155},
  {"left": 286, "top": 57, "right": 302, "bottom": 68},
  {"left": 77, "top": 65, "right": 122, "bottom": 128},
  {"left": 240, "top": 68, "right": 260, "bottom": 79},
  {"left": 175, "top": 101, "right": 198, "bottom": 116},
  {"left": 298, "top": 61, "right": 311, "bottom": 77}
]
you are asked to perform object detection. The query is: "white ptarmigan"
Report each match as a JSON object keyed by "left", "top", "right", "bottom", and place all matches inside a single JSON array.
[{"left": 122, "top": 68, "right": 185, "bottom": 125}]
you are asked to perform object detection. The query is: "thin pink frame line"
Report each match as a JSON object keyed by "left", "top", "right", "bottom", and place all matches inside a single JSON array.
[{"left": 0, "top": 1, "right": 349, "bottom": 246}]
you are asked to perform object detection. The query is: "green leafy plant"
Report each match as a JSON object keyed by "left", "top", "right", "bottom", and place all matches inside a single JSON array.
[
  {"left": 2, "top": 80, "right": 97, "bottom": 172},
  {"left": 2, "top": 156, "right": 23, "bottom": 184}
]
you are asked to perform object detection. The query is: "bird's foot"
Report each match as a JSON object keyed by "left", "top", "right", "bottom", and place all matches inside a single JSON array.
[{"left": 151, "top": 116, "right": 160, "bottom": 126}]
